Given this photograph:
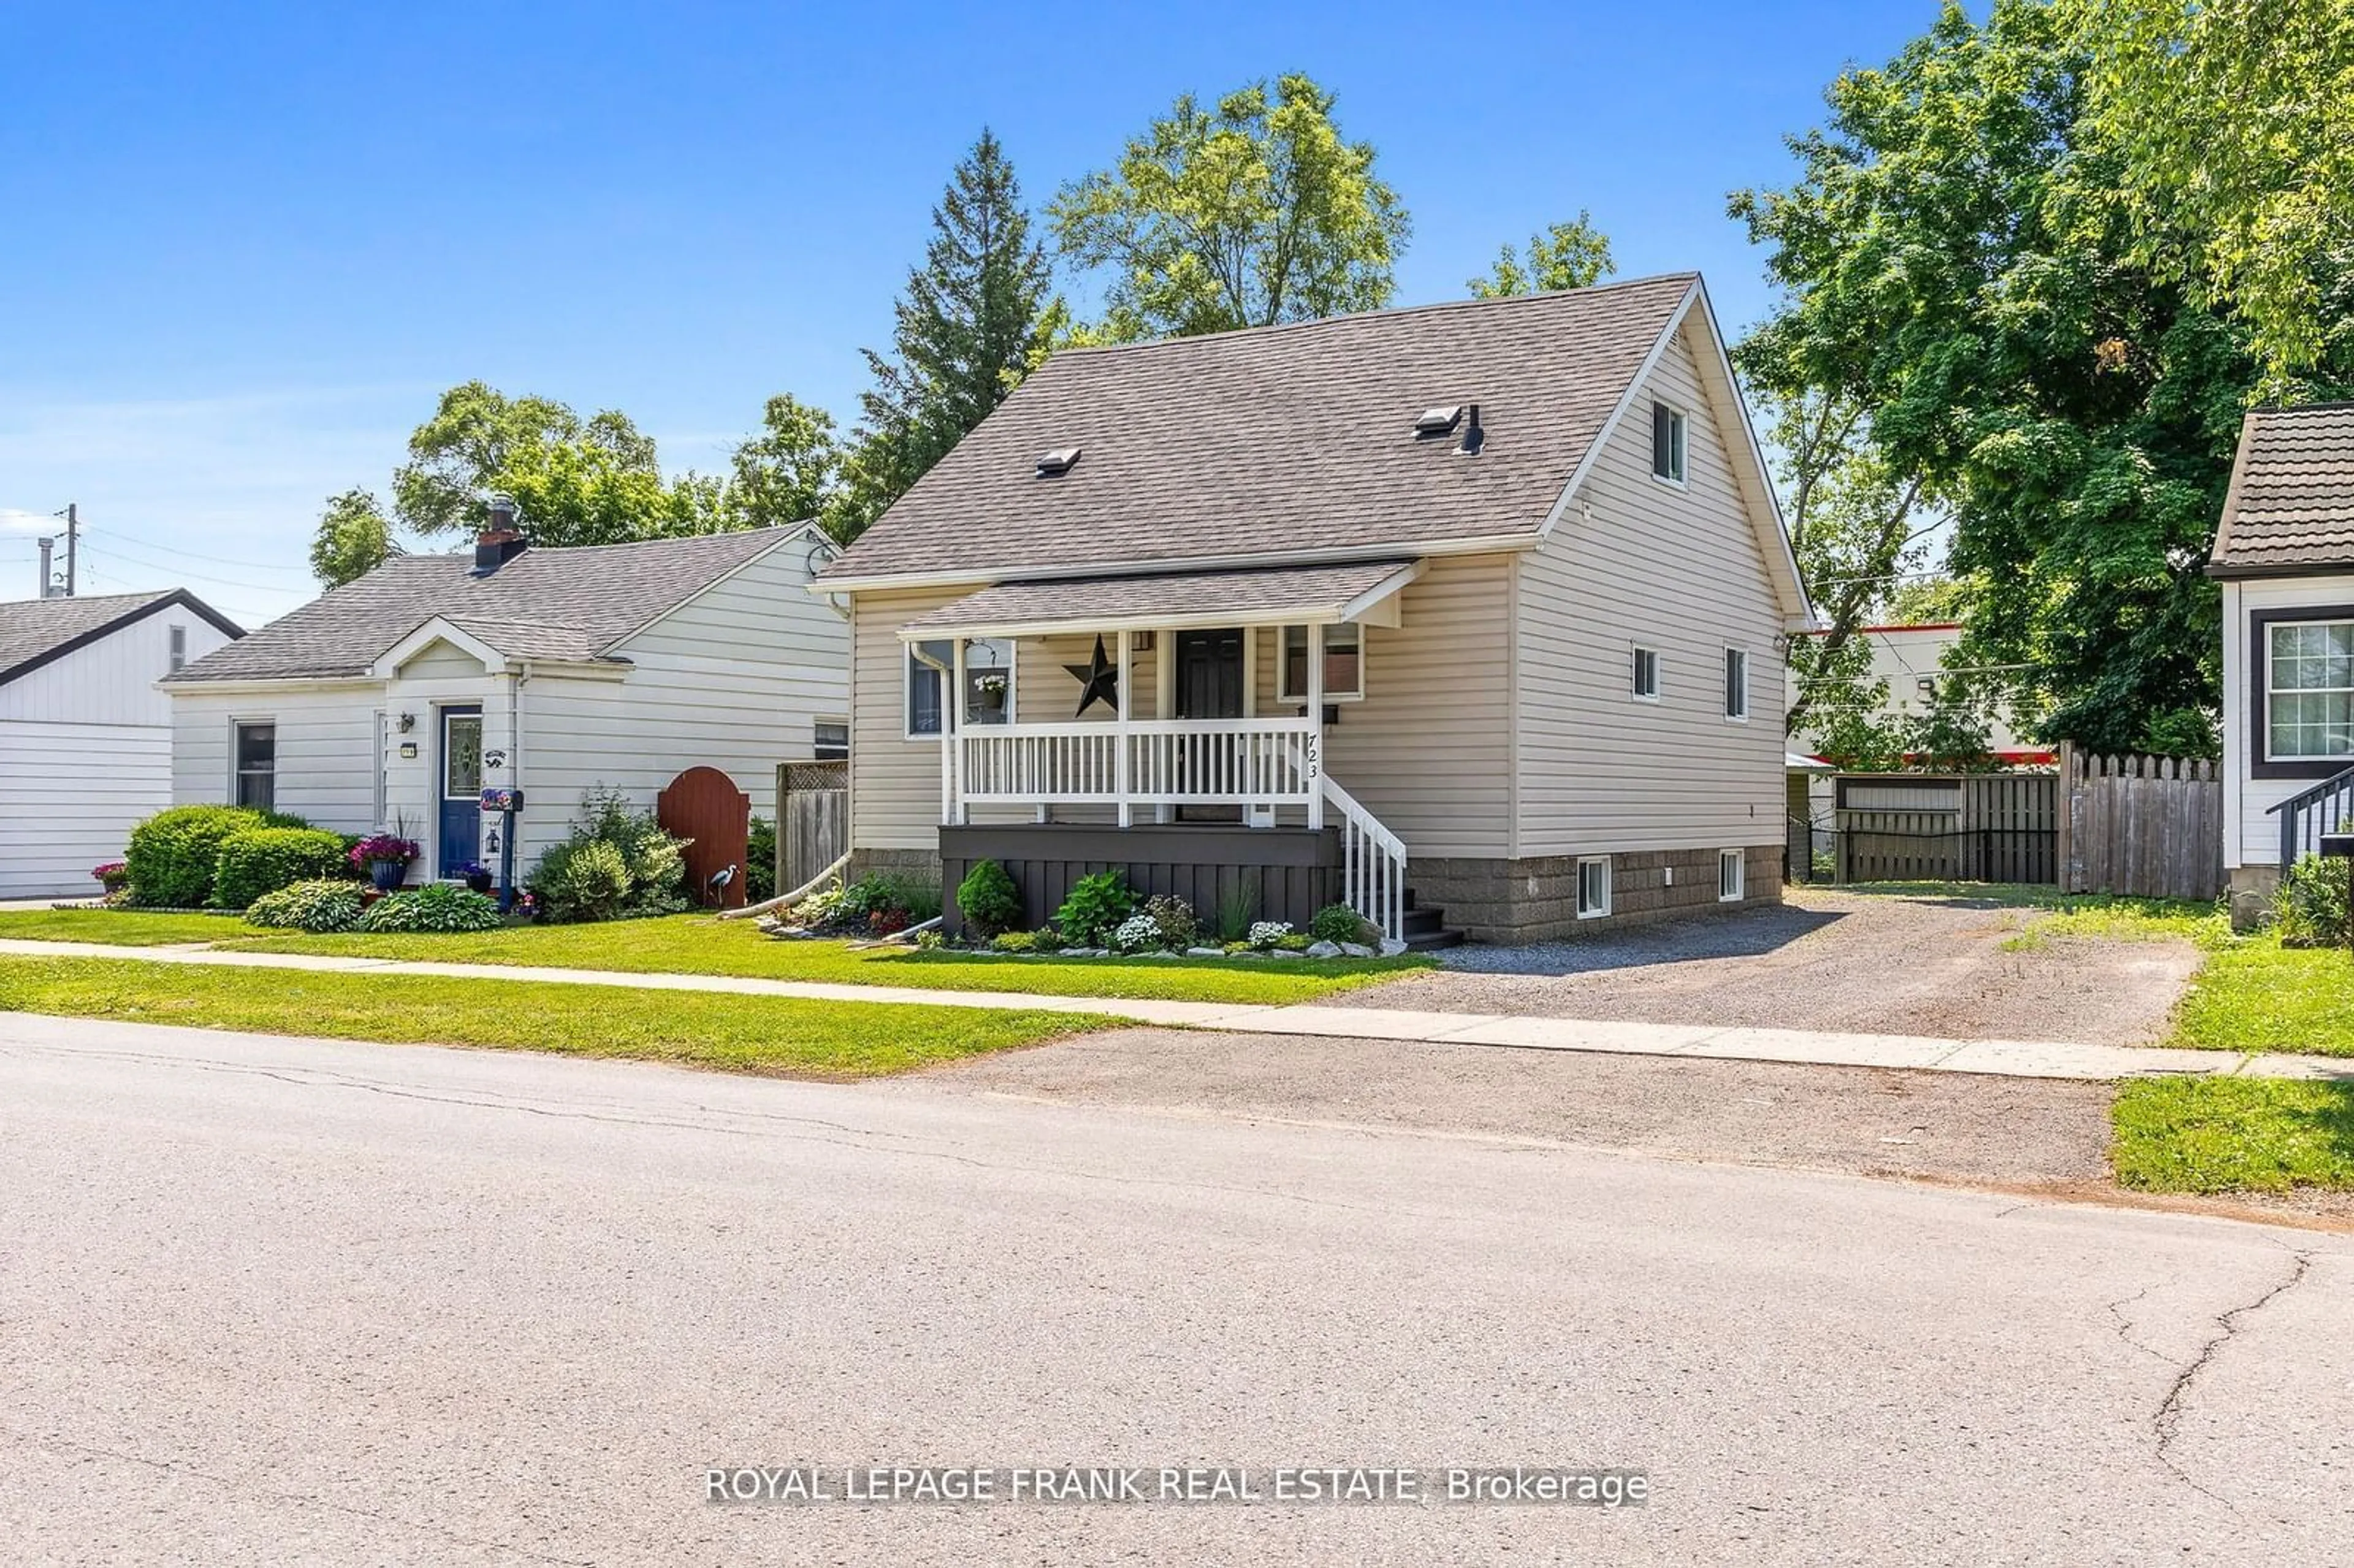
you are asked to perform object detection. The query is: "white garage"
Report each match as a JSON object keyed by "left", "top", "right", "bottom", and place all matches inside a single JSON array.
[{"left": 0, "top": 590, "right": 243, "bottom": 899}]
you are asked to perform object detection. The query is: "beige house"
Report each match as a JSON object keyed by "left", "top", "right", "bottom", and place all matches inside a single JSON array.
[{"left": 815, "top": 274, "right": 1813, "bottom": 945}]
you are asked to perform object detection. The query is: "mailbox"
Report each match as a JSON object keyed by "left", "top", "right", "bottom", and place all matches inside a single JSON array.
[
  {"left": 2322, "top": 834, "right": 2354, "bottom": 859},
  {"left": 479, "top": 787, "right": 524, "bottom": 815}
]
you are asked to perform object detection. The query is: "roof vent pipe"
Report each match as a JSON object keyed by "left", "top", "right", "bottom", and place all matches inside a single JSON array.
[
  {"left": 473, "top": 494, "right": 528, "bottom": 575},
  {"left": 1461, "top": 404, "right": 1484, "bottom": 455}
]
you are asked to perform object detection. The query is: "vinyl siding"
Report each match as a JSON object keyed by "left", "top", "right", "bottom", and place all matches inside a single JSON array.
[
  {"left": 0, "top": 608, "right": 235, "bottom": 725},
  {"left": 851, "top": 585, "right": 970, "bottom": 850},
  {"left": 2223, "top": 573, "right": 2354, "bottom": 867},
  {"left": 0, "top": 720, "right": 171, "bottom": 896},
  {"left": 169, "top": 685, "right": 384, "bottom": 831},
  {"left": 1514, "top": 319, "right": 1786, "bottom": 855}
]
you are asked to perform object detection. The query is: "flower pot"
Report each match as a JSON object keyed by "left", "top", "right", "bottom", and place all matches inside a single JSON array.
[
  {"left": 369, "top": 859, "right": 406, "bottom": 892},
  {"left": 465, "top": 872, "right": 493, "bottom": 895}
]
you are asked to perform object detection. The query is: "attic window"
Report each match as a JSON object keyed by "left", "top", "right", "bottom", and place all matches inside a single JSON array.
[
  {"left": 1035, "top": 447, "right": 1081, "bottom": 477},
  {"left": 1414, "top": 405, "right": 1462, "bottom": 438}
]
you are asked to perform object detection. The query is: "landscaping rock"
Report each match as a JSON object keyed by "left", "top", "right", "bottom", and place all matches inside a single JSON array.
[
  {"left": 1379, "top": 938, "right": 1409, "bottom": 957},
  {"left": 1339, "top": 942, "right": 1376, "bottom": 958},
  {"left": 1305, "top": 940, "right": 1344, "bottom": 959},
  {"left": 1185, "top": 946, "right": 1225, "bottom": 957},
  {"left": 1267, "top": 950, "right": 1302, "bottom": 959}
]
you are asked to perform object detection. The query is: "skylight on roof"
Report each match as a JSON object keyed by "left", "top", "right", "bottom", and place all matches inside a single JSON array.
[
  {"left": 1414, "top": 406, "right": 1462, "bottom": 437},
  {"left": 1036, "top": 446, "right": 1082, "bottom": 477}
]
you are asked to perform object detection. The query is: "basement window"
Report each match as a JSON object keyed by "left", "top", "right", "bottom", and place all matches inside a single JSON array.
[
  {"left": 1719, "top": 849, "right": 1745, "bottom": 902},
  {"left": 1577, "top": 856, "right": 1612, "bottom": 919},
  {"left": 1651, "top": 402, "right": 1688, "bottom": 485}
]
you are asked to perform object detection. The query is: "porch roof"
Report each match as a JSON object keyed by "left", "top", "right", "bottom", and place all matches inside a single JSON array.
[{"left": 897, "top": 558, "right": 1423, "bottom": 641}]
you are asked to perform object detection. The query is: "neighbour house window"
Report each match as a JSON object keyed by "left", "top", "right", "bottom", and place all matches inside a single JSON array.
[
  {"left": 905, "top": 639, "right": 1014, "bottom": 737},
  {"left": 1577, "top": 856, "right": 1612, "bottom": 919},
  {"left": 2267, "top": 621, "right": 2354, "bottom": 761},
  {"left": 1278, "top": 623, "right": 1365, "bottom": 702},
  {"left": 168, "top": 625, "right": 186, "bottom": 672},
  {"left": 1632, "top": 646, "right": 1660, "bottom": 702},
  {"left": 814, "top": 718, "right": 850, "bottom": 761},
  {"left": 233, "top": 721, "right": 276, "bottom": 812},
  {"left": 1720, "top": 849, "right": 1745, "bottom": 902},
  {"left": 1724, "top": 647, "right": 1749, "bottom": 720},
  {"left": 1651, "top": 402, "right": 1688, "bottom": 484}
]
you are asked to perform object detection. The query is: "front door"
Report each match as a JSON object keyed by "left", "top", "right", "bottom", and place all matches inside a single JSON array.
[
  {"left": 437, "top": 706, "right": 483, "bottom": 878},
  {"left": 1174, "top": 628, "right": 1246, "bottom": 719}
]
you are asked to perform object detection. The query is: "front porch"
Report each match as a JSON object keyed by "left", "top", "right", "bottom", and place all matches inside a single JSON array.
[{"left": 903, "top": 561, "right": 1428, "bottom": 943}]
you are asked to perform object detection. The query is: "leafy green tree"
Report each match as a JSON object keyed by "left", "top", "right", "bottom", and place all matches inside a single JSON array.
[
  {"left": 1882, "top": 573, "right": 1979, "bottom": 626},
  {"left": 1728, "top": 0, "right": 2334, "bottom": 756},
  {"left": 1468, "top": 214, "right": 1615, "bottom": 297},
  {"left": 1049, "top": 72, "right": 1409, "bottom": 341},
  {"left": 728, "top": 394, "right": 844, "bottom": 532},
  {"left": 843, "top": 129, "right": 1057, "bottom": 540},
  {"left": 308, "top": 488, "right": 398, "bottom": 588},
  {"left": 2079, "top": 0, "right": 2354, "bottom": 386}
]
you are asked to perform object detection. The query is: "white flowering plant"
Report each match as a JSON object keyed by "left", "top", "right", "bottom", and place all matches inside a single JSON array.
[
  {"left": 1247, "top": 920, "right": 1293, "bottom": 949},
  {"left": 1110, "top": 913, "right": 1166, "bottom": 954}
]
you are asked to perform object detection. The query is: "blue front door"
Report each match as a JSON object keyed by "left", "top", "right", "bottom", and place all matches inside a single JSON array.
[{"left": 437, "top": 706, "right": 482, "bottom": 878}]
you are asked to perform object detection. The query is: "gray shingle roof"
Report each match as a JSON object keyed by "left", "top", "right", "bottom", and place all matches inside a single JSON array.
[
  {"left": 2211, "top": 403, "right": 2354, "bottom": 575},
  {"left": 900, "top": 560, "right": 1420, "bottom": 637},
  {"left": 821, "top": 273, "right": 1699, "bottom": 584},
  {"left": 0, "top": 588, "right": 242, "bottom": 688},
  {"left": 166, "top": 528, "right": 798, "bottom": 683}
]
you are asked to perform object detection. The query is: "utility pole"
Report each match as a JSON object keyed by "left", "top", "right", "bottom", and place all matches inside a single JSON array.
[{"left": 63, "top": 503, "right": 77, "bottom": 596}]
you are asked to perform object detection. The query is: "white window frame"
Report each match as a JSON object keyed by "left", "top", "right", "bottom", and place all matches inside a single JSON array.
[
  {"left": 1719, "top": 848, "right": 1745, "bottom": 902},
  {"left": 813, "top": 717, "right": 850, "bottom": 761},
  {"left": 2264, "top": 619, "right": 2354, "bottom": 762},
  {"left": 1631, "top": 645, "right": 1661, "bottom": 703},
  {"left": 1651, "top": 400, "right": 1688, "bottom": 487},
  {"left": 1724, "top": 646, "right": 1749, "bottom": 721},
  {"left": 230, "top": 717, "right": 276, "bottom": 813},
  {"left": 1276, "top": 621, "right": 1366, "bottom": 704},
  {"left": 1576, "top": 855, "right": 1612, "bottom": 919},
  {"left": 907, "top": 637, "right": 1016, "bottom": 740},
  {"left": 167, "top": 624, "right": 187, "bottom": 672},
  {"left": 905, "top": 645, "right": 947, "bottom": 740}
]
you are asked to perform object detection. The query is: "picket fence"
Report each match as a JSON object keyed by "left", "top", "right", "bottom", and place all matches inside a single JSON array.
[{"left": 2056, "top": 746, "right": 2223, "bottom": 901}]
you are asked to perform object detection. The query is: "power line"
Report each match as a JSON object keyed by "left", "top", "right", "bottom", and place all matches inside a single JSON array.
[
  {"left": 77, "top": 540, "right": 304, "bottom": 598},
  {"left": 82, "top": 524, "right": 311, "bottom": 576}
]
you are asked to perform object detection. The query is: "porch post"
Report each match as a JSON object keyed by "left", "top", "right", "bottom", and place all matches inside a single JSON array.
[
  {"left": 950, "top": 639, "right": 968, "bottom": 825},
  {"left": 1305, "top": 621, "right": 1325, "bottom": 830},
  {"left": 1114, "top": 629, "right": 1133, "bottom": 828}
]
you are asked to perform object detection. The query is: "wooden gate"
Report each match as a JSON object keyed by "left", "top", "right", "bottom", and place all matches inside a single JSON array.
[
  {"left": 775, "top": 760, "right": 848, "bottom": 893},
  {"left": 656, "top": 766, "right": 750, "bottom": 908},
  {"left": 2057, "top": 747, "right": 2223, "bottom": 900},
  {"left": 1832, "top": 772, "right": 2057, "bottom": 884}
]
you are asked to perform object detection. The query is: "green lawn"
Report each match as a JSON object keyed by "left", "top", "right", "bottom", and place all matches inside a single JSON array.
[
  {"left": 0, "top": 908, "right": 1421, "bottom": 1004},
  {"left": 2112, "top": 1076, "right": 2354, "bottom": 1193},
  {"left": 0, "top": 955, "right": 1103, "bottom": 1078},
  {"left": 2169, "top": 938, "right": 2354, "bottom": 1055}
]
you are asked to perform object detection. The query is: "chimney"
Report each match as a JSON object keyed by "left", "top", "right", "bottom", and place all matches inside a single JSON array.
[
  {"left": 473, "top": 495, "right": 527, "bottom": 574},
  {"left": 1460, "top": 403, "right": 1484, "bottom": 455},
  {"left": 37, "top": 538, "right": 53, "bottom": 597}
]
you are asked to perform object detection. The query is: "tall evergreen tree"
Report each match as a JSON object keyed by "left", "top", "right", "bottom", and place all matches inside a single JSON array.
[{"left": 841, "top": 129, "right": 1055, "bottom": 539}]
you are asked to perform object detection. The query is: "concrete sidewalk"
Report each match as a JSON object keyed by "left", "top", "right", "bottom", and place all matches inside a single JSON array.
[{"left": 5, "top": 935, "right": 2349, "bottom": 1084}]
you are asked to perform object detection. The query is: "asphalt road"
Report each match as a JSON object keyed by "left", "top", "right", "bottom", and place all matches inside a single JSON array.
[{"left": 2, "top": 1013, "right": 2348, "bottom": 1567}]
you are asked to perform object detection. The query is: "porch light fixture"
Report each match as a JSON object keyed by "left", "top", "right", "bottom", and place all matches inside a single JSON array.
[
  {"left": 1035, "top": 446, "right": 1081, "bottom": 477},
  {"left": 397, "top": 712, "right": 416, "bottom": 733}
]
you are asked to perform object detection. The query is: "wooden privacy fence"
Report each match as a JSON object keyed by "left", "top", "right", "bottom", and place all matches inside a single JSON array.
[
  {"left": 775, "top": 760, "right": 848, "bottom": 894},
  {"left": 2057, "top": 747, "right": 2223, "bottom": 900},
  {"left": 1832, "top": 772, "right": 2057, "bottom": 885}
]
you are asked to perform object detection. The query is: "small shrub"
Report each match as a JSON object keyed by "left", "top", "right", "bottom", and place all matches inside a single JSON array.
[
  {"left": 1214, "top": 881, "right": 1260, "bottom": 943},
  {"left": 244, "top": 878, "right": 365, "bottom": 932},
  {"left": 126, "top": 804, "right": 276, "bottom": 907},
  {"left": 1110, "top": 912, "right": 1165, "bottom": 954},
  {"left": 1309, "top": 903, "right": 1377, "bottom": 948},
  {"left": 745, "top": 816, "right": 777, "bottom": 903},
  {"left": 538, "top": 839, "right": 633, "bottom": 923},
  {"left": 356, "top": 882, "right": 504, "bottom": 934},
  {"left": 956, "top": 859, "right": 1025, "bottom": 937},
  {"left": 2274, "top": 854, "right": 2350, "bottom": 948},
  {"left": 1246, "top": 919, "right": 1293, "bottom": 950},
  {"left": 991, "top": 929, "right": 1038, "bottom": 953},
  {"left": 868, "top": 907, "right": 909, "bottom": 938},
  {"left": 212, "top": 828, "right": 351, "bottom": 910},
  {"left": 525, "top": 785, "right": 693, "bottom": 922},
  {"left": 794, "top": 881, "right": 847, "bottom": 930},
  {"left": 1055, "top": 870, "right": 1137, "bottom": 948},
  {"left": 1142, "top": 894, "right": 1198, "bottom": 949},
  {"left": 1274, "top": 932, "right": 1312, "bottom": 952}
]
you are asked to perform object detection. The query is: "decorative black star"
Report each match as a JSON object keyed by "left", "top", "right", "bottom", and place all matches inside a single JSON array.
[{"left": 1064, "top": 633, "right": 1121, "bottom": 718}]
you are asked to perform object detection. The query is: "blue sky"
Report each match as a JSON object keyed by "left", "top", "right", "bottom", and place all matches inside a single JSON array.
[{"left": 0, "top": 1, "right": 1937, "bottom": 626}]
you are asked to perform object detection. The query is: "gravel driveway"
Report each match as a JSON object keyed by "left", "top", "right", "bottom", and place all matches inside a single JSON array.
[{"left": 1361, "top": 888, "right": 2200, "bottom": 1046}]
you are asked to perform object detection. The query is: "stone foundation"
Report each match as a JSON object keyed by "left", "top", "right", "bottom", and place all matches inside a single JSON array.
[
  {"left": 848, "top": 847, "right": 944, "bottom": 890},
  {"left": 2228, "top": 864, "right": 2281, "bottom": 933},
  {"left": 1411, "top": 844, "right": 1785, "bottom": 945}
]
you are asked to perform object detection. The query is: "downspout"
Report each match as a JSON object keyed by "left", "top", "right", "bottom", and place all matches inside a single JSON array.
[{"left": 506, "top": 667, "right": 529, "bottom": 910}]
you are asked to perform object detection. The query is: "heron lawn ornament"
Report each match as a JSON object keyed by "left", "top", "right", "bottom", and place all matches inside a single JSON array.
[
  {"left": 706, "top": 862, "right": 738, "bottom": 907},
  {"left": 1065, "top": 634, "right": 1119, "bottom": 718}
]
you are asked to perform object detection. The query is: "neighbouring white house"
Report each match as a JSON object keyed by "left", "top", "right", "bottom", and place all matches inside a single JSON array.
[
  {"left": 162, "top": 517, "right": 849, "bottom": 896},
  {"left": 1785, "top": 621, "right": 2044, "bottom": 764},
  {"left": 2211, "top": 402, "right": 2354, "bottom": 924},
  {"left": 0, "top": 588, "right": 243, "bottom": 897},
  {"left": 813, "top": 273, "right": 1815, "bottom": 946}
]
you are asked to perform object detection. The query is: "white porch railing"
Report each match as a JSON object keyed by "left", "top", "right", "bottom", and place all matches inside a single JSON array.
[
  {"left": 1322, "top": 775, "right": 1406, "bottom": 945},
  {"left": 955, "top": 717, "right": 1323, "bottom": 816}
]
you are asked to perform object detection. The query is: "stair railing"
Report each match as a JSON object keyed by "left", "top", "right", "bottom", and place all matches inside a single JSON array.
[
  {"left": 1319, "top": 775, "right": 1406, "bottom": 945},
  {"left": 2267, "top": 761, "right": 2354, "bottom": 868}
]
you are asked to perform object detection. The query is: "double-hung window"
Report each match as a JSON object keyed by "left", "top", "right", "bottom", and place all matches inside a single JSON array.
[
  {"left": 233, "top": 721, "right": 276, "bottom": 812},
  {"left": 906, "top": 639, "right": 1015, "bottom": 738},
  {"left": 1278, "top": 623, "right": 1364, "bottom": 702},
  {"left": 2267, "top": 620, "right": 2354, "bottom": 761}
]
